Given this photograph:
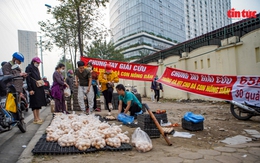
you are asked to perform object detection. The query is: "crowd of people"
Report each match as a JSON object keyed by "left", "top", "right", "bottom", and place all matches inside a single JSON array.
[{"left": 1, "top": 52, "right": 165, "bottom": 124}]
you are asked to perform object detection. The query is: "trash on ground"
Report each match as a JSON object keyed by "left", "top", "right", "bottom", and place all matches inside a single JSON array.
[
  {"left": 221, "top": 135, "right": 252, "bottom": 145},
  {"left": 244, "top": 129, "right": 260, "bottom": 135},
  {"left": 160, "top": 120, "right": 172, "bottom": 127},
  {"left": 173, "top": 131, "right": 195, "bottom": 138}
]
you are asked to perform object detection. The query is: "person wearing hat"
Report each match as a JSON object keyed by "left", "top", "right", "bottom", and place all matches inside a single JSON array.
[
  {"left": 98, "top": 63, "right": 119, "bottom": 115},
  {"left": 25, "top": 56, "right": 47, "bottom": 124},
  {"left": 86, "top": 62, "right": 101, "bottom": 112},
  {"left": 75, "top": 61, "right": 94, "bottom": 114},
  {"left": 2, "top": 52, "right": 27, "bottom": 94}
]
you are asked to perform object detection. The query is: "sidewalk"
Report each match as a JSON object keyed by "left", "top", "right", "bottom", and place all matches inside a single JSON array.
[{"left": 17, "top": 99, "right": 260, "bottom": 163}]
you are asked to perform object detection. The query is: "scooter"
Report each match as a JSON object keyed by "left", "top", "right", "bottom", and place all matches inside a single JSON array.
[
  {"left": 20, "top": 82, "right": 29, "bottom": 112},
  {"left": 44, "top": 89, "right": 52, "bottom": 105},
  {"left": 0, "top": 75, "right": 26, "bottom": 133},
  {"left": 125, "top": 84, "right": 138, "bottom": 94},
  {"left": 229, "top": 100, "right": 260, "bottom": 120}
]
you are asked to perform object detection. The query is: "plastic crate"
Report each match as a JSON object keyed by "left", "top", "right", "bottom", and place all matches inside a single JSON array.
[
  {"left": 144, "top": 129, "right": 160, "bottom": 138},
  {"left": 182, "top": 118, "right": 203, "bottom": 131},
  {"left": 137, "top": 113, "right": 167, "bottom": 123},
  {"left": 138, "top": 121, "right": 157, "bottom": 130},
  {"left": 32, "top": 134, "right": 133, "bottom": 155}
]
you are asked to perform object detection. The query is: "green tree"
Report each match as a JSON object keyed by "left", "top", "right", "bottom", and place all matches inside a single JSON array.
[
  {"left": 38, "top": 0, "right": 108, "bottom": 69},
  {"left": 85, "top": 40, "right": 125, "bottom": 61}
]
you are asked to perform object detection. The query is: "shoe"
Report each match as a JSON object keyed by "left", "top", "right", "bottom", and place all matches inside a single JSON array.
[
  {"left": 86, "top": 109, "right": 90, "bottom": 115},
  {"left": 157, "top": 101, "right": 161, "bottom": 104},
  {"left": 33, "top": 120, "right": 43, "bottom": 124},
  {"left": 95, "top": 108, "right": 101, "bottom": 112},
  {"left": 107, "top": 112, "right": 111, "bottom": 116}
]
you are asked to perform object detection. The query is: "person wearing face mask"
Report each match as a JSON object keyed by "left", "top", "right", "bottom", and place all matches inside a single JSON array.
[
  {"left": 2, "top": 52, "right": 27, "bottom": 95},
  {"left": 151, "top": 75, "right": 163, "bottom": 103},
  {"left": 75, "top": 61, "right": 94, "bottom": 114},
  {"left": 25, "top": 57, "right": 47, "bottom": 124},
  {"left": 51, "top": 63, "right": 69, "bottom": 114},
  {"left": 65, "top": 69, "right": 74, "bottom": 110},
  {"left": 75, "top": 61, "right": 93, "bottom": 114},
  {"left": 98, "top": 63, "right": 119, "bottom": 115}
]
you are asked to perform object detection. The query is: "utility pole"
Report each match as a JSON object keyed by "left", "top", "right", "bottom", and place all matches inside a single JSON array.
[{"left": 40, "top": 36, "right": 44, "bottom": 77}]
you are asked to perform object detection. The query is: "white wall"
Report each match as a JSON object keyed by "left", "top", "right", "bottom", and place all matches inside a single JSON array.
[{"left": 122, "top": 28, "right": 260, "bottom": 100}]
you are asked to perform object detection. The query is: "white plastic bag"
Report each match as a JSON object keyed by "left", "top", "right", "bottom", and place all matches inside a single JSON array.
[
  {"left": 131, "top": 127, "right": 153, "bottom": 152},
  {"left": 64, "top": 87, "right": 71, "bottom": 97}
]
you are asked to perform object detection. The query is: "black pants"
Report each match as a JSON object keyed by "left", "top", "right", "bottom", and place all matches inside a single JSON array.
[
  {"left": 154, "top": 89, "right": 160, "bottom": 102},
  {"left": 102, "top": 88, "right": 113, "bottom": 112},
  {"left": 120, "top": 102, "right": 141, "bottom": 116},
  {"left": 93, "top": 85, "right": 97, "bottom": 109}
]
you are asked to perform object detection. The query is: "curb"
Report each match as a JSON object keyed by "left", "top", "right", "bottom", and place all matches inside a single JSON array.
[{"left": 16, "top": 109, "right": 52, "bottom": 163}]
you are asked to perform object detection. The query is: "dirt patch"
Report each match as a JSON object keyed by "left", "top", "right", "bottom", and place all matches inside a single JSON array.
[{"left": 32, "top": 98, "right": 260, "bottom": 162}]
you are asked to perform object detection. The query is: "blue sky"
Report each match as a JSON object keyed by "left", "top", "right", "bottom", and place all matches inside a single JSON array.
[{"left": 0, "top": 0, "right": 259, "bottom": 83}]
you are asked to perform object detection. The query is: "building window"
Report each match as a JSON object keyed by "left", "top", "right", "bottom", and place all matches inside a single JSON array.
[
  {"left": 256, "top": 47, "right": 260, "bottom": 62},
  {"left": 207, "top": 58, "right": 210, "bottom": 68},
  {"left": 201, "top": 59, "right": 203, "bottom": 69},
  {"left": 195, "top": 61, "right": 197, "bottom": 69}
]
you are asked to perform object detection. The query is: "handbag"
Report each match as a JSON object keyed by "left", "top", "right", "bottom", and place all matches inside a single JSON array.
[
  {"left": 30, "top": 77, "right": 45, "bottom": 87},
  {"left": 64, "top": 87, "right": 71, "bottom": 97}
]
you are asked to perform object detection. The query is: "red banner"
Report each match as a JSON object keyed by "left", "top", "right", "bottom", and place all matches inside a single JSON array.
[
  {"left": 80, "top": 57, "right": 158, "bottom": 81},
  {"left": 158, "top": 67, "right": 260, "bottom": 107}
]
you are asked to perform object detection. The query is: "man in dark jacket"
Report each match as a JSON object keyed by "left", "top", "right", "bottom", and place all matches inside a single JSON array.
[
  {"left": 2, "top": 52, "right": 27, "bottom": 94},
  {"left": 151, "top": 75, "right": 163, "bottom": 103},
  {"left": 65, "top": 69, "right": 74, "bottom": 110}
]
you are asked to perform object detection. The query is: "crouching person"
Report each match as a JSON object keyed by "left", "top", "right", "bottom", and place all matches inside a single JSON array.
[{"left": 116, "top": 84, "right": 142, "bottom": 117}]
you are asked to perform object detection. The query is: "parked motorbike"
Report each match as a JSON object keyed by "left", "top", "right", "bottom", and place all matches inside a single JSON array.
[
  {"left": 125, "top": 85, "right": 138, "bottom": 94},
  {"left": 44, "top": 89, "right": 52, "bottom": 105},
  {"left": 0, "top": 75, "right": 26, "bottom": 133},
  {"left": 229, "top": 100, "right": 260, "bottom": 120},
  {"left": 20, "top": 82, "right": 29, "bottom": 112}
]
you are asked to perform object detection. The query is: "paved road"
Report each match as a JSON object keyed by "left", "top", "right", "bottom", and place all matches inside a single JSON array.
[{"left": 0, "top": 107, "right": 49, "bottom": 163}]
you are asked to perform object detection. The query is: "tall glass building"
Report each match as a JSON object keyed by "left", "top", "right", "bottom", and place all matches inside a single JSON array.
[
  {"left": 109, "top": 0, "right": 186, "bottom": 59},
  {"left": 184, "top": 0, "right": 231, "bottom": 40},
  {"left": 18, "top": 30, "right": 38, "bottom": 71}
]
